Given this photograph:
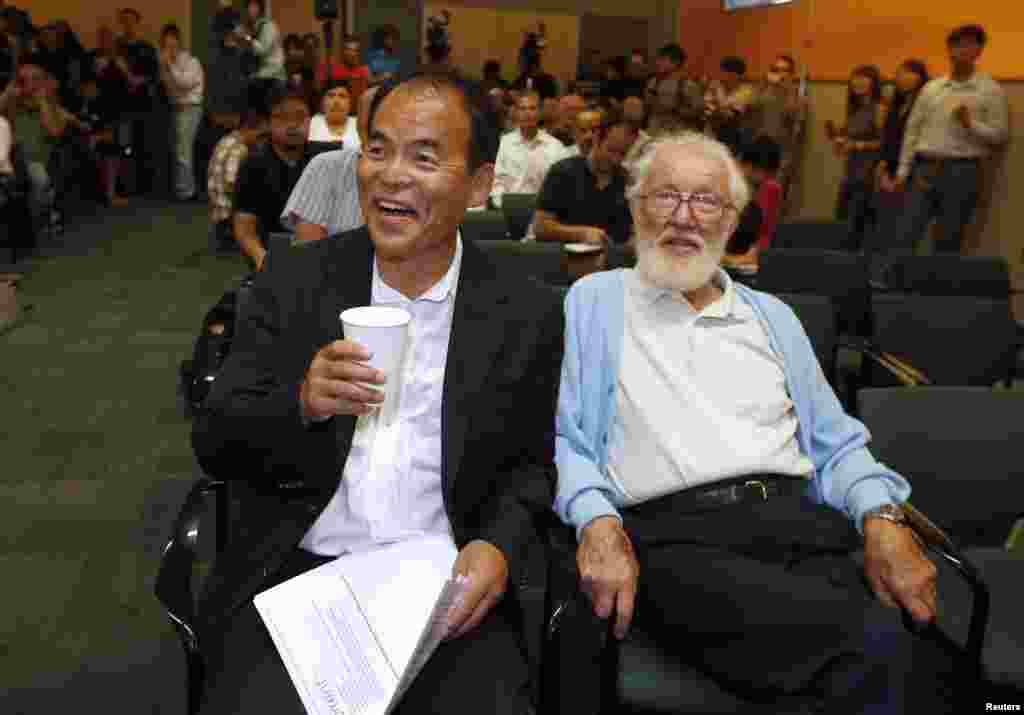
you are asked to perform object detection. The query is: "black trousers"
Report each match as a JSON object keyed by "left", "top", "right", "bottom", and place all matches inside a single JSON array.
[
  {"left": 198, "top": 547, "right": 534, "bottom": 715},
  {"left": 575, "top": 487, "right": 959, "bottom": 714}
]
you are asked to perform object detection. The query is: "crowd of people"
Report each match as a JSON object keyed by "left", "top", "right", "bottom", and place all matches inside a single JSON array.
[{"left": 0, "top": 4, "right": 1014, "bottom": 713}]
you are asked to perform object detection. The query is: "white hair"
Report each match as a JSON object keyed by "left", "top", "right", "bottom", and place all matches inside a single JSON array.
[{"left": 625, "top": 131, "right": 751, "bottom": 214}]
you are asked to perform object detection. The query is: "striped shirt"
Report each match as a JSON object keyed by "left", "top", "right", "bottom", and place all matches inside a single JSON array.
[{"left": 280, "top": 147, "right": 365, "bottom": 236}]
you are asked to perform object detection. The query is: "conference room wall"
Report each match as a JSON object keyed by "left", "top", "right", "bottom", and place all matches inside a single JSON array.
[
  {"left": 30, "top": 0, "right": 193, "bottom": 48},
  {"left": 789, "top": 80, "right": 1024, "bottom": 315}
]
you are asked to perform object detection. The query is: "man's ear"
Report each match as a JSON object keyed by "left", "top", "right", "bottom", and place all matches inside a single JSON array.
[{"left": 468, "top": 162, "right": 495, "bottom": 209}]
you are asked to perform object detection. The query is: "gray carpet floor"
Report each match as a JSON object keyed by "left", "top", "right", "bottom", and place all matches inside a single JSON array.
[{"left": 1, "top": 199, "right": 248, "bottom": 713}]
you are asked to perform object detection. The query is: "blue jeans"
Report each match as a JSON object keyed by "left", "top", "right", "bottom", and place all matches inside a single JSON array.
[{"left": 173, "top": 105, "right": 203, "bottom": 199}]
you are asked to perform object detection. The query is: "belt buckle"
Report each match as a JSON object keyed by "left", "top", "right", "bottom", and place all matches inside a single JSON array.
[{"left": 744, "top": 480, "right": 769, "bottom": 500}]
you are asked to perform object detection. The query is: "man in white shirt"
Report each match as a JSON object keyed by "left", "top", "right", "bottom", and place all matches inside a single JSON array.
[
  {"left": 490, "top": 89, "right": 568, "bottom": 208},
  {"left": 879, "top": 23, "right": 1009, "bottom": 271},
  {"left": 554, "top": 132, "right": 957, "bottom": 714},
  {"left": 193, "top": 73, "right": 563, "bottom": 715}
]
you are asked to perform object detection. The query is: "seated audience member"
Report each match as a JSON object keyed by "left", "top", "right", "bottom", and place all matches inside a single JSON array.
[
  {"left": 620, "top": 95, "right": 651, "bottom": 175},
  {"left": 726, "top": 134, "right": 784, "bottom": 267},
  {"left": 232, "top": 84, "right": 313, "bottom": 270},
  {"left": 365, "top": 24, "right": 401, "bottom": 82},
  {"left": 480, "top": 59, "right": 507, "bottom": 96},
  {"left": 207, "top": 85, "right": 271, "bottom": 251},
  {"left": 556, "top": 130, "right": 957, "bottom": 715},
  {"left": 280, "top": 146, "right": 363, "bottom": 244},
  {"left": 646, "top": 43, "right": 704, "bottom": 133},
  {"left": 0, "top": 59, "right": 70, "bottom": 230},
  {"left": 704, "top": 55, "right": 755, "bottom": 152},
  {"left": 490, "top": 90, "right": 568, "bottom": 208},
  {"left": 600, "top": 56, "right": 632, "bottom": 105},
  {"left": 888, "top": 24, "right": 1008, "bottom": 259},
  {"left": 282, "top": 84, "right": 379, "bottom": 243},
  {"left": 191, "top": 72, "right": 563, "bottom": 715},
  {"left": 549, "top": 92, "right": 585, "bottom": 146},
  {"left": 319, "top": 35, "right": 370, "bottom": 101},
  {"left": 564, "top": 106, "right": 602, "bottom": 158},
  {"left": 158, "top": 23, "right": 205, "bottom": 201},
  {"left": 308, "top": 80, "right": 359, "bottom": 148},
  {"left": 534, "top": 107, "right": 639, "bottom": 245}
]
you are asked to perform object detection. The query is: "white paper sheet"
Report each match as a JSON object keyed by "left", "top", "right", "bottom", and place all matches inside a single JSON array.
[{"left": 253, "top": 535, "right": 471, "bottom": 715}]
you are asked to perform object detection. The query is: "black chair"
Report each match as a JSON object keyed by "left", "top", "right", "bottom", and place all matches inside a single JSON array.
[
  {"left": 475, "top": 239, "right": 566, "bottom": 286},
  {"left": 772, "top": 220, "right": 853, "bottom": 252},
  {"left": 154, "top": 478, "right": 230, "bottom": 715},
  {"left": 881, "top": 255, "right": 1011, "bottom": 299},
  {"left": 774, "top": 293, "right": 838, "bottom": 387},
  {"left": 857, "top": 387, "right": 1024, "bottom": 698},
  {"left": 502, "top": 193, "right": 538, "bottom": 241},
  {"left": 461, "top": 209, "right": 510, "bottom": 242},
  {"left": 757, "top": 249, "right": 871, "bottom": 340},
  {"left": 858, "top": 294, "right": 1018, "bottom": 389}
]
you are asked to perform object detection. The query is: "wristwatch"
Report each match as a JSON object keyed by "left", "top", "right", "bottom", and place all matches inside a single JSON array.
[{"left": 863, "top": 503, "right": 908, "bottom": 527}]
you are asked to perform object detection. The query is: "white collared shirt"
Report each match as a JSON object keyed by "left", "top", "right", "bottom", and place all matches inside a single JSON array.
[
  {"left": 605, "top": 269, "right": 813, "bottom": 505},
  {"left": 300, "top": 237, "right": 463, "bottom": 555},
  {"left": 491, "top": 128, "right": 569, "bottom": 207}
]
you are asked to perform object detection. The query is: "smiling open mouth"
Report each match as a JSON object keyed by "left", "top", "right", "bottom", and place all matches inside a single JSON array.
[{"left": 375, "top": 199, "right": 419, "bottom": 219}]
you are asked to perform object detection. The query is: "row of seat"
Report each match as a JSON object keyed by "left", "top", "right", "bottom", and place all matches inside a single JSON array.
[{"left": 156, "top": 386, "right": 1024, "bottom": 714}]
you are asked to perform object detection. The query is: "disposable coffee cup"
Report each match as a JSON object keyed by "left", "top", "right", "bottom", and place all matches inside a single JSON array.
[
  {"left": 340, "top": 306, "right": 412, "bottom": 407},
  {"left": 563, "top": 242, "right": 608, "bottom": 281}
]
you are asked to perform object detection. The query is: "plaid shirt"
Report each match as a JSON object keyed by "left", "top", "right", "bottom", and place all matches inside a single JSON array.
[{"left": 208, "top": 131, "right": 248, "bottom": 225}]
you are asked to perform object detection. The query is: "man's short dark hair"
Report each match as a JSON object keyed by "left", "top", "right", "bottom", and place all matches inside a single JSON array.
[
  {"left": 267, "top": 82, "right": 311, "bottom": 113},
  {"left": 657, "top": 43, "right": 686, "bottom": 67},
  {"left": 119, "top": 8, "right": 142, "bottom": 20},
  {"left": 776, "top": 54, "right": 796, "bottom": 73},
  {"left": 160, "top": 23, "right": 181, "bottom": 41},
  {"left": 367, "top": 71, "right": 500, "bottom": 172},
  {"left": 947, "top": 24, "right": 987, "bottom": 47},
  {"left": 595, "top": 103, "right": 639, "bottom": 141},
  {"left": 241, "top": 78, "right": 276, "bottom": 126},
  {"left": 740, "top": 135, "right": 782, "bottom": 173},
  {"left": 720, "top": 56, "right": 747, "bottom": 76}
]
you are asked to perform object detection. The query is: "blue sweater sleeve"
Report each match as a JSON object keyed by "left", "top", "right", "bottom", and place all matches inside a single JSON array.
[
  {"left": 554, "top": 278, "right": 622, "bottom": 538},
  {"left": 770, "top": 297, "right": 911, "bottom": 530}
]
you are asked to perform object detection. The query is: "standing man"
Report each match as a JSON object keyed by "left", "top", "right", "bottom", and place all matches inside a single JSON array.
[
  {"left": 555, "top": 131, "right": 957, "bottom": 715},
  {"left": 490, "top": 90, "right": 568, "bottom": 208},
  {"left": 319, "top": 35, "right": 371, "bottom": 103},
  {"left": 886, "top": 23, "right": 1009, "bottom": 263},
  {"left": 758, "top": 53, "right": 807, "bottom": 202},
  {"left": 158, "top": 23, "right": 204, "bottom": 201},
  {"left": 115, "top": 7, "right": 160, "bottom": 195},
  {"left": 534, "top": 107, "right": 638, "bottom": 246},
  {"left": 192, "top": 71, "right": 563, "bottom": 715},
  {"left": 645, "top": 43, "right": 704, "bottom": 134},
  {"left": 366, "top": 24, "right": 401, "bottom": 83}
]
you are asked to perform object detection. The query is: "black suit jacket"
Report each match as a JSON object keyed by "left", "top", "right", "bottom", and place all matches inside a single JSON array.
[{"left": 191, "top": 228, "right": 564, "bottom": 654}]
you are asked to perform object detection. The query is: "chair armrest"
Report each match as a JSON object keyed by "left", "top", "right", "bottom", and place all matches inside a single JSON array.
[
  {"left": 154, "top": 478, "right": 227, "bottom": 649},
  {"left": 900, "top": 503, "right": 990, "bottom": 676},
  {"left": 839, "top": 337, "right": 932, "bottom": 387}
]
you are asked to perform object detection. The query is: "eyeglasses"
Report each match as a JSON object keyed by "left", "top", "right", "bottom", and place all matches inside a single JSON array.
[{"left": 639, "top": 191, "right": 734, "bottom": 222}]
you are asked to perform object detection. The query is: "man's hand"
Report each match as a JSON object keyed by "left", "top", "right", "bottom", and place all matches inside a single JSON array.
[
  {"left": 299, "top": 340, "right": 386, "bottom": 421},
  {"left": 577, "top": 516, "right": 639, "bottom": 640},
  {"left": 954, "top": 104, "right": 973, "bottom": 130},
  {"left": 446, "top": 540, "right": 508, "bottom": 640},
  {"left": 863, "top": 518, "right": 938, "bottom": 625},
  {"left": 580, "top": 227, "right": 609, "bottom": 246}
]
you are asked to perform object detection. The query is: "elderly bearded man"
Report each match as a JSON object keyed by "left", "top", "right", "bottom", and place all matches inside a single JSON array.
[{"left": 554, "top": 132, "right": 958, "bottom": 714}]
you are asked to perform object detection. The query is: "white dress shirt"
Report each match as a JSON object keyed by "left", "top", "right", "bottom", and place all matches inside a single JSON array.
[
  {"left": 308, "top": 114, "right": 362, "bottom": 150},
  {"left": 605, "top": 269, "right": 813, "bottom": 505},
  {"left": 300, "top": 238, "right": 463, "bottom": 555},
  {"left": 491, "top": 128, "right": 569, "bottom": 207}
]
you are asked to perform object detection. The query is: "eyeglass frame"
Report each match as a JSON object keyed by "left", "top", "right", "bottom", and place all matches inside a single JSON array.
[{"left": 634, "top": 190, "right": 738, "bottom": 223}]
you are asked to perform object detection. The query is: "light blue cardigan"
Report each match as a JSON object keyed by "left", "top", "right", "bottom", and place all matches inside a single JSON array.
[{"left": 554, "top": 269, "right": 910, "bottom": 538}]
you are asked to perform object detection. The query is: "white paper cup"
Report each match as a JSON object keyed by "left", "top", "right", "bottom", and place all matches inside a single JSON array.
[{"left": 340, "top": 306, "right": 412, "bottom": 383}]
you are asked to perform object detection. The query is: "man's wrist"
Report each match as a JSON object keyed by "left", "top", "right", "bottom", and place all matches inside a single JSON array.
[{"left": 862, "top": 503, "right": 908, "bottom": 529}]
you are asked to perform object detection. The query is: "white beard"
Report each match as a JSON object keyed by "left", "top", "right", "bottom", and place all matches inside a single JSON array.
[{"left": 635, "top": 237, "right": 726, "bottom": 294}]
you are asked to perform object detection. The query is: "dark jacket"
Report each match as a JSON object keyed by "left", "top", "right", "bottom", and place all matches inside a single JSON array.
[{"left": 192, "top": 229, "right": 564, "bottom": 686}]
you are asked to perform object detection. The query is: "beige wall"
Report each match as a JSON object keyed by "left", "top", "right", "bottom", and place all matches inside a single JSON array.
[{"left": 789, "top": 80, "right": 1024, "bottom": 313}]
